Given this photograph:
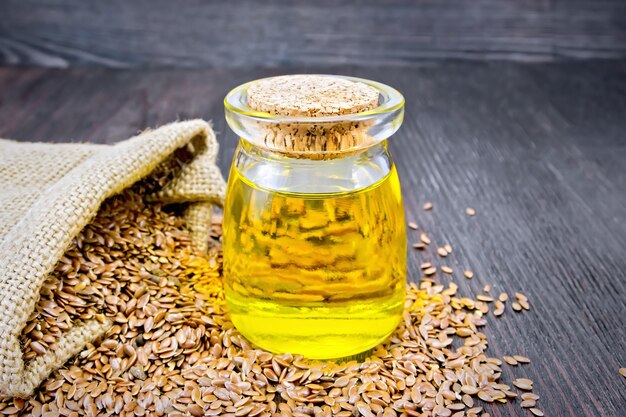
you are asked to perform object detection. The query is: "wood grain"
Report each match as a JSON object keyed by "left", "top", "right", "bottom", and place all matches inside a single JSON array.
[
  {"left": 0, "top": 62, "right": 625, "bottom": 416},
  {"left": 0, "top": 0, "right": 625, "bottom": 67}
]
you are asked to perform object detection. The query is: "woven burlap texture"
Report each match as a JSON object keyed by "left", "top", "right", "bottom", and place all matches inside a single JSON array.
[{"left": 0, "top": 119, "right": 226, "bottom": 397}]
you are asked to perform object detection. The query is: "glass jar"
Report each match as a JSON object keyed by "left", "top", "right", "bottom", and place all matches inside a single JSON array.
[{"left": 223, "top": 75, "right": 406, "bottom": 359}]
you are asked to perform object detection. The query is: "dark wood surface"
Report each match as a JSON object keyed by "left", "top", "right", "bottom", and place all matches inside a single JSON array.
[
  {"left": 0, "top": 62, "right": 625, "bottom": 416},
  {"left": 1, "top": 0, "right": 626, "bottom": 67}
]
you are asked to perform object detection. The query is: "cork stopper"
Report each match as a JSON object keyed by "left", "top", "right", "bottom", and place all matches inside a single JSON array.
[
  {"left": 247, "top": 75, "right": 379, "bottom": 117},
  {"left": 246, "top": 75, "right": 380, "bottom": 157}
]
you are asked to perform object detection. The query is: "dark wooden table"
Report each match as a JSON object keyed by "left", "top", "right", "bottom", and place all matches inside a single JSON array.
[{"left": 0, "top": 62, "right": 624, "bottom": 416}]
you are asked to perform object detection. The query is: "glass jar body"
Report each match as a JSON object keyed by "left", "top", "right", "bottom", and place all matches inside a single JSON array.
[{"left": 222, "top": 140, "right": 406, "bottom": 359}]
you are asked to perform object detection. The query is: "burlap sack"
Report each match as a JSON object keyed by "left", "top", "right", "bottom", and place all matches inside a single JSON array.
[{"left": 0, "top": 119, "right": 226, "bottom": 397}]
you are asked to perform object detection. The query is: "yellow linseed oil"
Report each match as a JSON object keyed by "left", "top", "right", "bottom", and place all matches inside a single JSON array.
[{"left": 223, "top": 158, "right": 406, "bottom": 359}]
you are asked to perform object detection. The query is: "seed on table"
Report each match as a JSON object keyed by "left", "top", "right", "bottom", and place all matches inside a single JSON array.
[
  {"left": 514, "top": 355, "right": 530, "bottom": 363},
  {"left": 408, "top": 222, "right": 419, "bottom": 230},
  {"left": 493, "top": 301, "right": 505, "bottom": 317},
  {"left": 356, "top": 402, "right": 373, "bottom": 417},
  {"left": 420, "top": 262, "right": 432, "bottom": 269},
  {"left": 437, "top": 247, "right": 448, "bottom": 257},
  {"left": 498, "top": 292, "right": 508, "bottom": 302},
  {"left": 519, "top": 299, "right": 530, "bottom": 310},
  {"left": 433, "top": 405, "right": 451, "bottom": 417},
  {"left": 503, "top": 356, "right": 518, "bottom": 366},
  {"left": 483, "top": 284, "right": 491, "bottom": 292},
  {"left": 334, "top": 376, "right": 350, "bottom": 387},
  {"left": 512, "top": 378, "right": 533, "bottom": 390},
  {"left": 530, "top": 408, "right": 544, "bottom": 416},
  {"left": 461, "top": 385, "right": 479, "bottom": 395},
  {"left": 512, "top": 302, "right": 522, "bottom": 312},
  {"left": 420, "top": 233, "right": 431, "bottom": 244},
  {"left": 521, "top": 400, "right": 536, "bottom": 408},
  {"left": 448, "top": 403, "right": 465, "bottom": 411},
  {"left": 620, "top": 368, "right": 626, "bottom": 378},
  {"left": 466, "top": 207, "right": 476, "bottom": 216},
  {"left": 477, "top": 295, "right": 494, "bottom": 302},
  {"left": 423, "top": 202, "right": 433, "bottom": 211},
  {"left": 464, "top": 270, "right": 474, "bottom": 279},
  {"left": 424, "top": 267, "right": 437, "bottom": 276},
  {"left": 413, "top": 242, "right": 426, "bottom": 250},
  {"left": 515, "top": 292, "right": 528, "bottom": 301},
  {"left": 441, "top": 266, "right": 453, "bottom": 274},
  {"left": 477, "top": 391, "right": 493, "bottom": 402},
  {"left": 444, "top": 244, "right": 452, "bottom": 253},
  {"left": 522, "top": 393, "right": 540, "bottom": 401}
]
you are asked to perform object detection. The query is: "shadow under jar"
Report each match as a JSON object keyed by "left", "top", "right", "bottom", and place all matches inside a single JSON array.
[{"left": 223, "top": 75, "right": 406, "bottom": 359}]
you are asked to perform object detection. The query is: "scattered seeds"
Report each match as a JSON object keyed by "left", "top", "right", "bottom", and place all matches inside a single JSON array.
[
  {"left": 0, "top": 191, "right": 540, "bottom": 417},
  {"left": 464, "top": 270, "right": 474, "bottom": 279},
  {"left": 408, "top": 222, "right": 419, "bottom": 230},
  {"left": 423, "top": 202, "right": 433, "bottom": 211}
]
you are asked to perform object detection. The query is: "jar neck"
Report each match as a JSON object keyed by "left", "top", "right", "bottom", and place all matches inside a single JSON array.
[
  {"left": 232, "top": 138, "right": 394, "bottom": 195},
  {"left": 237, "top": 136, "right": 390, "bottom": 161}
]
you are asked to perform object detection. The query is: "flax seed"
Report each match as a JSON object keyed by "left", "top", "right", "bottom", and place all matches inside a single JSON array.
[
  {"left": 503, "top": 356, "right": 518, "bottom": 366},
  {"left": 5, "top": 181, "right": 540, "bottom": 417}
]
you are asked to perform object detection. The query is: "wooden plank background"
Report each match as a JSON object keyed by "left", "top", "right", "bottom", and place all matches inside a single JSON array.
[
  {"left": 1, "top": 62, "right": 625, "bottom": 417},
  {"left": 1, "top": 0, "right": 625, "bottom": 67}
]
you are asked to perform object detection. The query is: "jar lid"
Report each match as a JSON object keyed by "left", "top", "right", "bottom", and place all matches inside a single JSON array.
[
  {"left": 247, "top": 75, "right": 379, "bottom": 117},
  {"left": 224, "top": 74, "right": 404, "bottom": 158}
]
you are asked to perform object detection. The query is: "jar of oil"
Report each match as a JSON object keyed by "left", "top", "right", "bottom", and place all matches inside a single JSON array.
[{"left": 223, "top": 75, "right": 406, "bottom": 359}]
